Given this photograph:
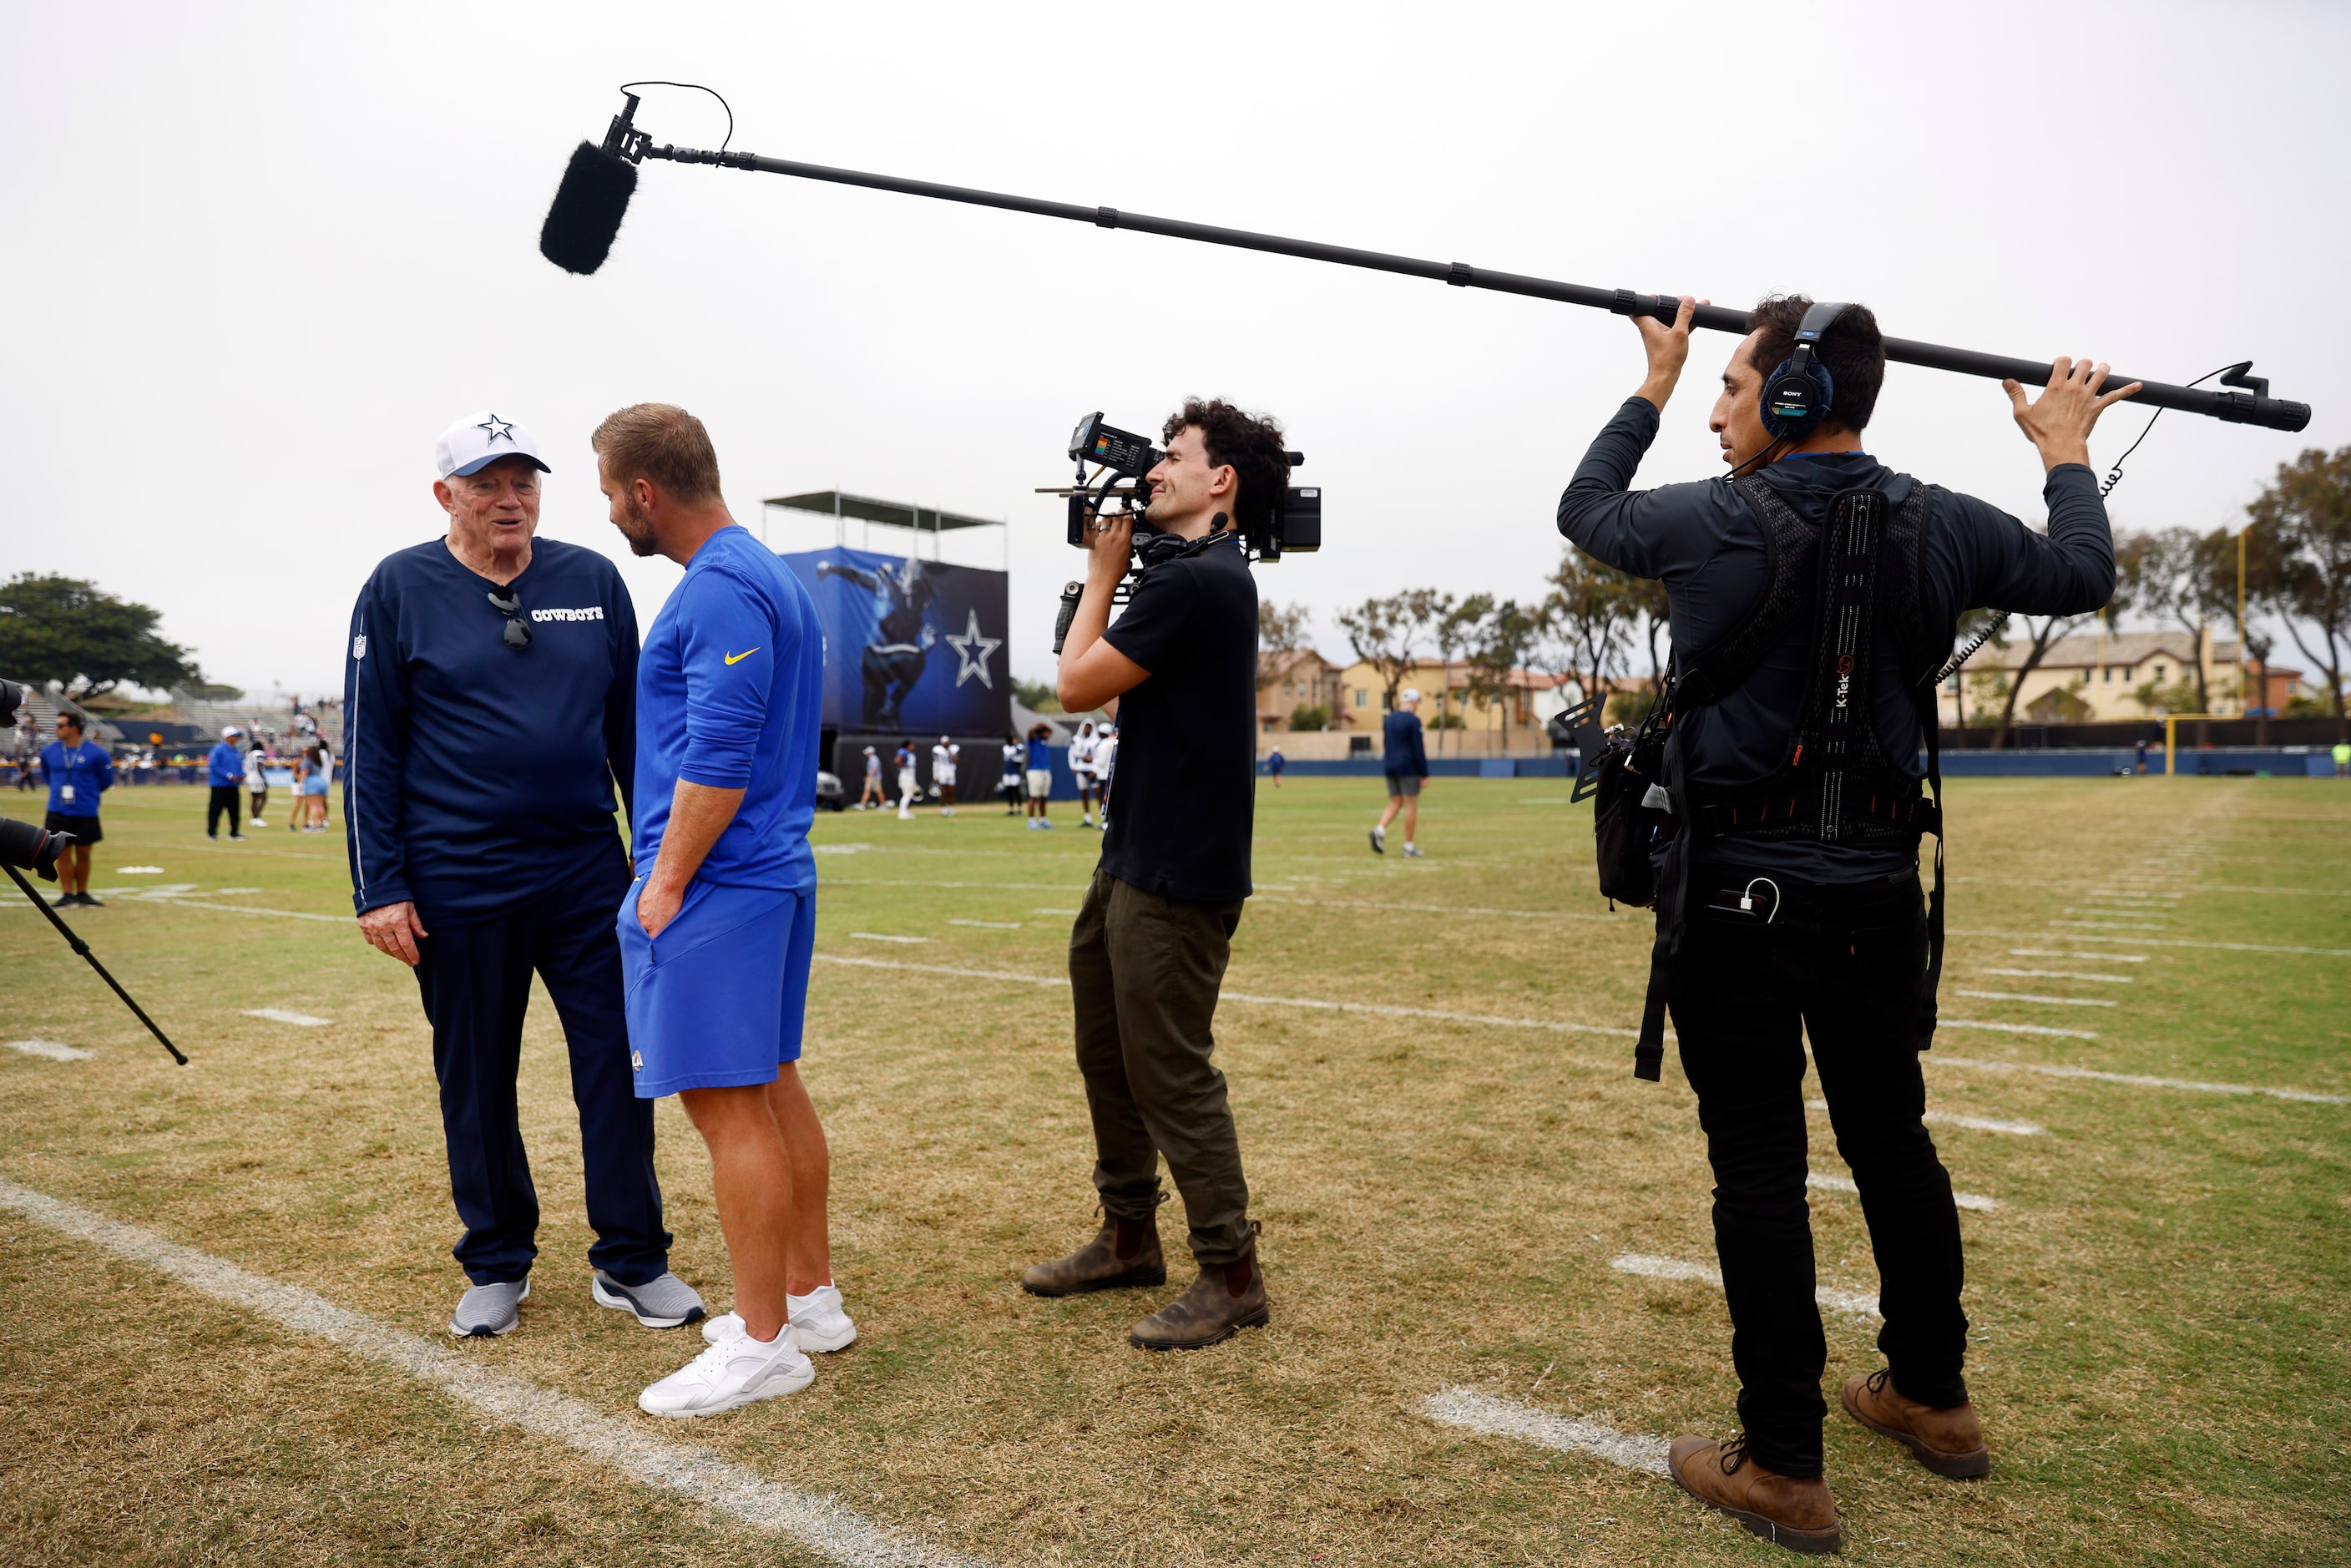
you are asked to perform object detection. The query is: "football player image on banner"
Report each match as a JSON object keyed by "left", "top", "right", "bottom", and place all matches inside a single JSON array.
[{"left": 779, "top": 547, "right": 1012, "bottom": 738}]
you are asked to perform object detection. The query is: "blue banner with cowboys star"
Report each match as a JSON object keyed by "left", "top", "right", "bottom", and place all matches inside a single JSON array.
[{"left": 776, "top": 546, "right": 1010, "bottom": 737}]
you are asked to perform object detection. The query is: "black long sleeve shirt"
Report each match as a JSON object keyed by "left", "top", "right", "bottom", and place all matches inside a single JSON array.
[{"left": 1557, "top": 396, "right": 2115, "bottom": 880}]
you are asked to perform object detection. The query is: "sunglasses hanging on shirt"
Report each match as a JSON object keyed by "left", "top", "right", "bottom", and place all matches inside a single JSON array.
[{"left": 487, "top": 589, "right": 532, "bottom": 648}]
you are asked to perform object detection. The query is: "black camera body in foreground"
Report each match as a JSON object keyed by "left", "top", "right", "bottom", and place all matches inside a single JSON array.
[{"left": 1063, "top": 412, "right": 1322, "bottom": 561}]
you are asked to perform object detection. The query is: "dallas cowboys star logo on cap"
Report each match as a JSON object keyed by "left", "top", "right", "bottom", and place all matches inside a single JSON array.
[{"left": 478, "top": 414, "right": 517, "bottom": 446}]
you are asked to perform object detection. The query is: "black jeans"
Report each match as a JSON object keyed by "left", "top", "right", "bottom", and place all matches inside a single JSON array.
[
  {"left": 206, "top": 784, "right": 240, "bottom": 837},
  {"left": 1666, "top": 866, "right": 1968, "bottom": 1479},
  {"left": 411, "top": 848, "right": 669, "bottom": 1286}
]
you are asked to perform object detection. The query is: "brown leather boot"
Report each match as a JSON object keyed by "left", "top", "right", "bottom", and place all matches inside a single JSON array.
[
  {"left": 1128, "top": 1252, "right": 1268, "bottom": 1351},
  {"left": 1019, "top": 1212, "right": 1165, "bottom": 1297},
  {"left": 1841, "top": 1368, "right": 1990, "bottom": 1479},
  {"left": 1667, "top": 1437, "right": 1841, "bottom": 1555}
]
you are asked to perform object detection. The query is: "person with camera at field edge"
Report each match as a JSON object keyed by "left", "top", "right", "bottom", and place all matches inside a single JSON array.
[
  {"left": 1555, "top": 296, "right": 2134, "bottom": 1551},
  {"left": 1024, "top": 398, "right": 1277, "bottom": 1352},
  {"left": 344, "top": 411, "right": 698, "bottom": 1341},
  {"left": 37, "top": 711, "right": 110, "bottom": 906}
]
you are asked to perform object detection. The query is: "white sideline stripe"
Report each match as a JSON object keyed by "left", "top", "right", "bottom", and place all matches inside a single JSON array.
[
  {"left": 946, "top": 919, "right": 1022, "bottom": 929},
  {"left": 1983, "top": 969, "right": 2133, "bottom": 984},
  {"left": 2018, "top": 928, "right": 2351, "bottom": 958},
  {"left": 847, "top": 933, "right": 929, "bottom": 944},
  {"left": 2009, "top": 948, "right": 2146, "bottom": 962},
  {"left": 810, "top": 954, "right": 1644, "bottom": 1038},
  {"left": 1931, "top": 1055, "right": 2348, "bottom": 1105},
  {"left": 1805, "top": 1098, "right": 2043, "bottom": 1136},
  {"left": 242, "top": 1009, "right": 331, "bottom": 1028},
  {"left": 1939, "top": 1017, "right": 2099, "bottom": 1039},
  {"left": 822, "top": 879, "right": 1089, "bottom": 893},
  {"left": 7, "top": 1039, "right": 92, "bottom": 1061},
  {"left": 1610, "top": 1253, "right": 1879, "bottom": 1319},
  {"left": 2050, "top": 919, "right": 2168, "bottom": 931},
  {"left": 1251, "top": 895, "right": 1617, "bottom": 923},
  {"left": 0, "top": 1180, "right": 984, "bottom": 1568},
  {"left": 1807, "top": 1171, "right": 1999, "bottom": 1212},
  {"left": 1954, "top": 989, "right": 2117, "bottom": 1009},
  {"left": 1419, "top": 1388, "right": 1668, "bottom": 1475}
]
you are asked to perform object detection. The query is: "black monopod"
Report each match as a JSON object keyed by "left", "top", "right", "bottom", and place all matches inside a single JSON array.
[
  {"left": 541, "top": 88, "right": 2311, "bottom": 433},
  {"left": 0, "top": 855, "right": 188, "bottom": 1066}
]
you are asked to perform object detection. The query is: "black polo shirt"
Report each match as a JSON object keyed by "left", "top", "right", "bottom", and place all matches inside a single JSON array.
[{"left": 1097, "top": 531, "right": 1258, "bottom": 903}]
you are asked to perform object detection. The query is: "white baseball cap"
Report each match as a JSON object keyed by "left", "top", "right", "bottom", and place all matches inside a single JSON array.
[
  {"left": 435, "top": 410, "right": 551, "bottom": 479},
  {"left": 223, "top": 725, "right": 243, "bottom": 737},
  {"left": 1400, "top": 686, "right": 1422, "bottom": 703}
]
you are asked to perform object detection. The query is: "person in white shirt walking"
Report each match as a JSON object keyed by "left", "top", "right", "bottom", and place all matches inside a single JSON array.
[
  {"left": 244, "top": 736, "right": 270, "bottom": 827},
  {"left": 857, "top": 746, "right": 884, "bottom": 810},
  {"left": 894, "top": 740, "right": 918, "bottom": 821},
  {"left": 1069, "top": 721, "right": 1101, "bottom": 828},
  {"left": 931, "top": 736, "right": 960, "bottom": 817}
]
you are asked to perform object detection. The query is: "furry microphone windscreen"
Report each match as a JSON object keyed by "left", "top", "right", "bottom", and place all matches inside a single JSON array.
[{"left": 540, "top": 142, "right": 639, "bottom": 275}]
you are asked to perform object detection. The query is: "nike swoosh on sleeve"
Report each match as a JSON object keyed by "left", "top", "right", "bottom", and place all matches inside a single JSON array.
[{"left": 724, "top": 648, "right": 761, "bottom": 665}]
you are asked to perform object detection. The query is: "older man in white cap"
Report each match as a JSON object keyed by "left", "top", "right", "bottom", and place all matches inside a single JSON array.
[
  {"left": 341, "top": 411, "right": 703, "bottom": 1338},
  {"left": 1372, "top": 686, "right": 1429, "bottom": 857},
  {"left": 205, "top": 725, "right": 250, "bottom": 840}
]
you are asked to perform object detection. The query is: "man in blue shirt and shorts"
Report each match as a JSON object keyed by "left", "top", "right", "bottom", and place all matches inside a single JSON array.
[
  {"left": 38, "top": 711, "right": 112, "bottom": 906},
  {"left": 597, "top": 403, "right": 855, "bottom": 1418}
]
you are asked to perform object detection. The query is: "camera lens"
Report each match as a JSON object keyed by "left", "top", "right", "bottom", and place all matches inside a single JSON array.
[{"left": 0, "top": 817, "right": 68, "bottom": 880}]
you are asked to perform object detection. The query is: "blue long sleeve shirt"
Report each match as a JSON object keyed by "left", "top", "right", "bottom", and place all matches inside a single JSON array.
[
  {"left": 206, "top": 741, "right": 242, "bottom": 787},
  {"left": 632, "top": 525, "right": 823, "bottom": 892},
  {"left": 1383, "top": 710, "right": 1427, "bottom": 777},
  {"left": 38, "top": 740, "right": 113, "bottom": 817},
  {"left": 1557, "top": 395, "right": 2115, "bottom": 878},
  {"left": 342, "top": 537, "right": 639, "bottom": 920}
]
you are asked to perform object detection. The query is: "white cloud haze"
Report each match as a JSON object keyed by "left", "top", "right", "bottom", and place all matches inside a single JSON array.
[{"left": 3, "top": 1, "right": 2344, "bottom": 695}]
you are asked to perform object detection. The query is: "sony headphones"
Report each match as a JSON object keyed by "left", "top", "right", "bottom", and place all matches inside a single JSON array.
[{"left": 1760, "top": 300, "right": 1851, "bottom": 443}]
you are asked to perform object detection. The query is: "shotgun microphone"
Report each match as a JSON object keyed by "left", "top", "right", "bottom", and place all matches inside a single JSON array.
[{"left": 539, "top": 94, "right": 643, "bottom": 275}]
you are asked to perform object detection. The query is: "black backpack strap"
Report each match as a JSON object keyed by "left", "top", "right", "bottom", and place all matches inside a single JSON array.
[
  {"left": 1634, "top": 725, "right": 1690, "bottom": 1080},
  {"left": 1676, "top": 477, "right": 1821, "bottom": 710},
  {"left": 1914, "top": 678, "right": 1945, "bottom": 1046}
]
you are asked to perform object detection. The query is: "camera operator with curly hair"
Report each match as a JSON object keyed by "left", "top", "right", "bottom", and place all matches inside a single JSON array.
[{"left": 1022, "top": 398, "right": 1283, "bottom": 1352}]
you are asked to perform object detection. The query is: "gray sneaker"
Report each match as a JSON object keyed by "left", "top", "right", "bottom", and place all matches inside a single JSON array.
[
  {"left": 451, "top": 1277, "right": 529, "bottom": 1338},
  {"left": 593, "top": 1270, "right": 708, "bottom": 1328}
]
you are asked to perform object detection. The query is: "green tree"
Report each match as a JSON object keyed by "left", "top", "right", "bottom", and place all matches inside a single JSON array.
[
  {"left": 1464, "top": 599, "right": 1539, "bottom": 744},
  {"left": 0, "top": 573, "right": 200, "bottom": 695},
  {"left": 2114, "top": 526, "right": 2232, "bottom": 713},
  {"left": 2246, "top": 446, "right": 2351, "bottom": 737},
  {"left": 1428, "top": 592, "right": 1489, "bottom": 755},
  {"left": 1544, "top": 547, "right": 1635, "bottom": 707},
  {"left": 1287, "top": 703, "right": 1329, "bottom": 732},
  {"left": 1337, "top": 594, "right": 1429, "bottom": 714},
  {"left": 1257, "top": 599, "right": 1312, "bottom": 691},
  {"left": 1012, "top": 676, "right": 1060, "bottom": 713}
]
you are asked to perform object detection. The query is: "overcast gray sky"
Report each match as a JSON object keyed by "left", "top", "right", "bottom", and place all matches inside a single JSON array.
[{"left": 4, "top": 1, "right": 2344, "bottom": 697}]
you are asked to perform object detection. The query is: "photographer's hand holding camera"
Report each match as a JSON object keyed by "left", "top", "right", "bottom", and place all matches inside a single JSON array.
[
  {"left": 1558, "top": 295, "right": 2134, "bottom": 1544},
  {"left": 1027, "top": 400, "right": 1282, "bottom": 1353}
]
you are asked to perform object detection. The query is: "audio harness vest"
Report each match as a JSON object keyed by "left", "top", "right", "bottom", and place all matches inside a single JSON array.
[{"left": 1629, "top": 473, "right": 1952, "bottom": 1081}]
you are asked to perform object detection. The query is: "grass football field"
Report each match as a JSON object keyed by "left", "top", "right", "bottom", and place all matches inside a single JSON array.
[{"left": 0, "top": 775, "right": 2345, "bottom": 1566}]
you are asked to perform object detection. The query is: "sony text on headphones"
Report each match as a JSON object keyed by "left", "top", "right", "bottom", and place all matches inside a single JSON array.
[{"left": 1761, "top": 301, "right": 1851, "bottom": 442}]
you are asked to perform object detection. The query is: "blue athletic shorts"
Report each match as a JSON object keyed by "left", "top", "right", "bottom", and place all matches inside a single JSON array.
[{"left": 616, "top": 875, "right": 814, "bottom": 1098}]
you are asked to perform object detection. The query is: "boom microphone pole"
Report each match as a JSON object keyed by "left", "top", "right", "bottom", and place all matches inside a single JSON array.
[{"left": 542, "top": 90, "right": 2312, "bottom": 433}]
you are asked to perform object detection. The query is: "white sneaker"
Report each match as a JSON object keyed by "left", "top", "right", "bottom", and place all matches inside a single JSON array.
[
  {"left": 705, "top": 1283, "right": 859, "bottom": 1353},
  {"left": 1369, "top": 824, "right": 1386, "bottom": 855},
  {"left": 1402, "top": 842, "right": 1425, "bottom": 857},
  {"left": 638, "top": 1322, "right": 813, "bottom": 1418}
]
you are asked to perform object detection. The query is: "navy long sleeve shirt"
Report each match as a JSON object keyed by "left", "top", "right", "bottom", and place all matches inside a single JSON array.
[
  {"left": 1557, "top": 396, "right": 2114, "bottom": 879},
  {"left": 1383, "top": 709, "right": 1428, "bottom": 777},
  {"left": 342, "top": 538, "right": 639, "bottom": 921}
]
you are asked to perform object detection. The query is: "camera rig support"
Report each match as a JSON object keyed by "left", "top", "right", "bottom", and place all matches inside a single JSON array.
[{"left": 3, "top": 859, "right": 188, "bottom": 1065}]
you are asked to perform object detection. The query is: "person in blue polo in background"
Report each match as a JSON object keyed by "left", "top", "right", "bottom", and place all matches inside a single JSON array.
[
  {"left": 205, "top": 724, "right": 249, "bottom": 840},
  {"left": 38, "top": 711, "right": 112, "bottom": 907},
  {"left": 342, "top": 409, "right": 701, "bottom": 1341},
  {"left": 1371, "top": 686, "right": 1428, "bottom": 857}
]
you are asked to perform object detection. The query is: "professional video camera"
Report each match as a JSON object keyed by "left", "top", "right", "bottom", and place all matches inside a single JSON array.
[{"left": 1046, "top": 412, "right": 1322, "bottom": 653}]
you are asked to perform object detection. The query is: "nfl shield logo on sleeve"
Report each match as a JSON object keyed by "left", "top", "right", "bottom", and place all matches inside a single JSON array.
[{"left": 351, "top": 635, "right": 367, "bottom": 660}]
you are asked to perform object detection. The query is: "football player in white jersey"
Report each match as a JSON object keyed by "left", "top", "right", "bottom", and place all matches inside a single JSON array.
[
  {"left": 1069, "top": 721, "right": 1100, "bottom": 828},
  {"left": 931, "top": 736, "right": 959, "bottom": 817}
]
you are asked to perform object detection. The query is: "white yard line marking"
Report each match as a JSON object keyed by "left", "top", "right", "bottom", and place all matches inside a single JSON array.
[
  {"left": 2007, "top": 949, "right": 2146, "bottom": 963},
  {"left": 1251, "top": 896, "right": 1617, "bottom": 923},
  {"left": 1805, "top": 1099, "right": 2043, "bottom": 1136},
  {"left": 846, "top": 933, "right": 929, "bottom": 944},
  {"left": 1031, "top": 908, "right": 1079, "bottom": 917},
  {"left": 1419, "top": 1388, "right": 1668, "bottom": 1475},
  {"left": 0, "top": 1180, "right": 984, "bottom": 1568},
  {"left": 946, "top": 919, "right": 1022, "bottom": 929},
  {"left": 822, "top": 880, "right": 1090, "bottom": 893},
  {"left": 1982, "top": 969, "right": 2132, "bottom": 984},
  {"left": 811, "top": 954, "right": 1643, "bottom": 1038},
  {"left": 2050, "top": 919, "right": 2169, "bottom": 932},
  {"left": 242, "top": 1009, "right": 332, "bottom": 1028},
  {"left": 7, "top": 1039, "right": 92, "bottom": 1061},
  {"left": 1963, "top": 929, "right": 2351, "bottom": 959},
  {"left": 1931, "top": 1055, "right": 2347, "bottom": 1105},
  {"left": 1610, "top": 1253, "right": 1879, "bottom": 1318},
  {"left": 1939, "top": 1018, "right": 2100, "bottom": 1040},
  {"left": 1954, "top": 989, "right": 2117, "bottom": 1009},
  {"left": 1807, "top": 1171, "right": 1999, "bottom": 1212}
]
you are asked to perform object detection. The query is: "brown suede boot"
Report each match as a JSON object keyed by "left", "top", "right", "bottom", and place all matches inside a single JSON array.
[
  {"left": 1128, "top": 1251, "right": 1268, "bottom": 1351},
  {"left": 1019, "top": 1212, "right": 1165, "bottom": 1297},
  {"left": 1841, "top": 1368, "right": 1991, "bottom": 1479},
  {"left": 1667, "top": 1437, "right": 1841, "bottom": 1555}
]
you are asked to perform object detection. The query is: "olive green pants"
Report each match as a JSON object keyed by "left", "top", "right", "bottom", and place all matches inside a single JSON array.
[{"left": 1068, "top": 869, "right": 1255, "bottom": 1267}]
